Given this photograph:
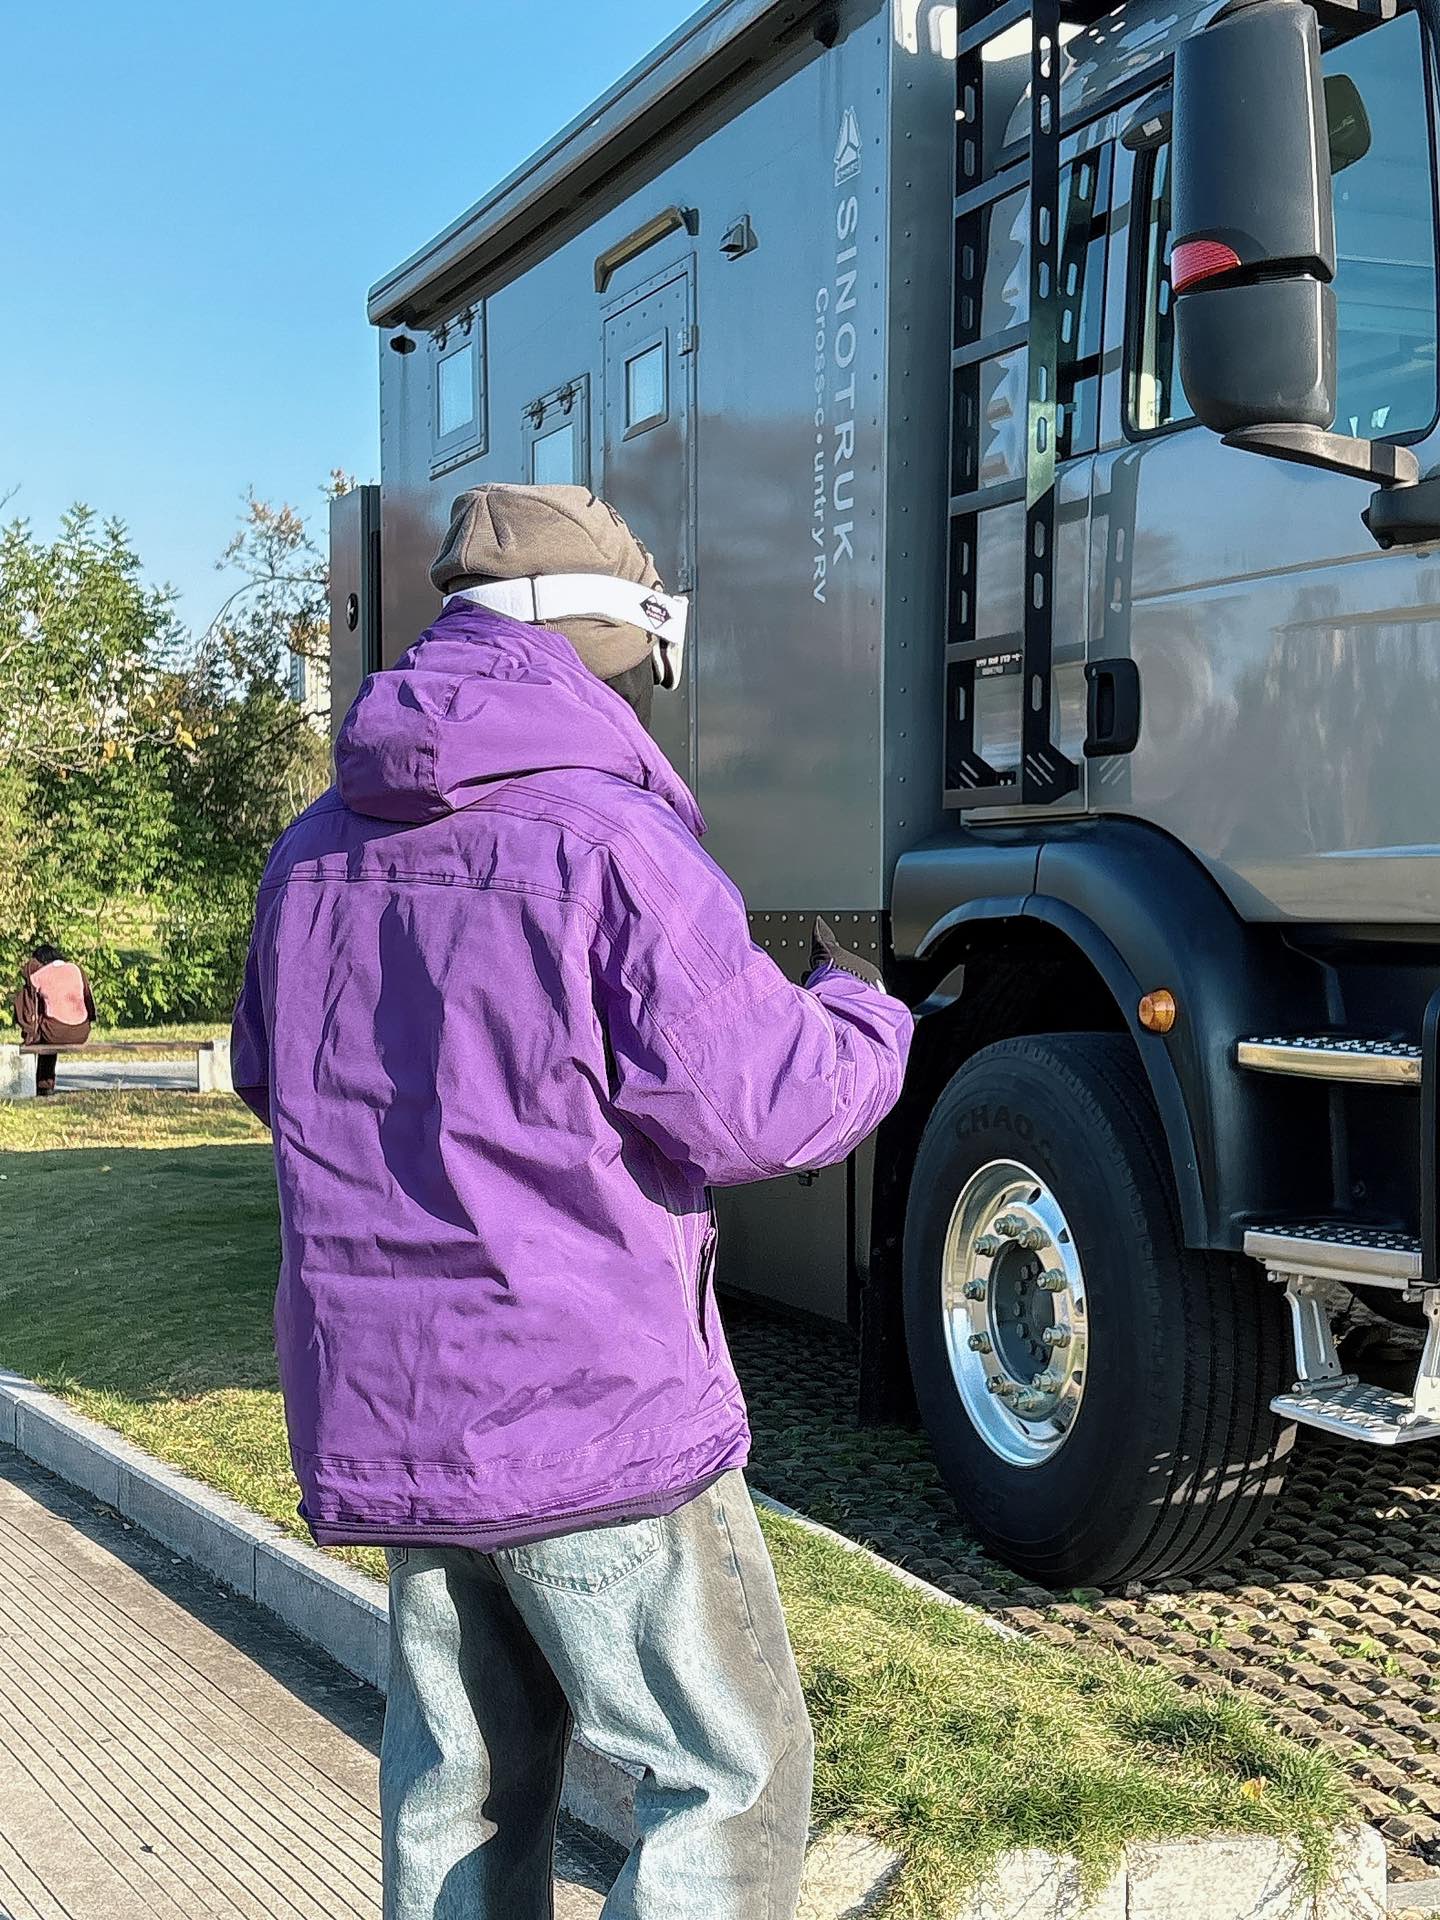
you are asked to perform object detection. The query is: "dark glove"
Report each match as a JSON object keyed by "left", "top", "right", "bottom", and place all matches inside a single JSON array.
[{"left": 809, "top": 916, "right": 886, "bottom": 991}]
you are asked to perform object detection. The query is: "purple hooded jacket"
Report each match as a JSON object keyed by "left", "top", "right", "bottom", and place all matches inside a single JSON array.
[{"left": 232, "top": 600, "right": 913, "bottom": 1548}]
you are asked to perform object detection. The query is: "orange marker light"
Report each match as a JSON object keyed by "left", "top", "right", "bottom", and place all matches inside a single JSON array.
[{"left": 1138, "top": 989, "right": 1177, "bottom": 1035}]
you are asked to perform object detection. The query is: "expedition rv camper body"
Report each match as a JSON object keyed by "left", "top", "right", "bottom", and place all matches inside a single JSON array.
[{"left": 334, "top": 0, "right": 1440, "bottom": 1584}]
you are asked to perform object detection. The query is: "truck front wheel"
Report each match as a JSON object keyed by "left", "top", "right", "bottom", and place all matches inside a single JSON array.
[{"left": 902, "top": 1033, "right": 1293, "bottom": 1587}]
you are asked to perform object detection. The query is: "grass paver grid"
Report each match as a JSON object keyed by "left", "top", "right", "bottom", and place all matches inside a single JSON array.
[
  {"left": 0, "top": 1091, "right": 1357, "bottom": 1916},
  {"left": 729, "top": 1281, "right": 1440, "bottom": 1879}
]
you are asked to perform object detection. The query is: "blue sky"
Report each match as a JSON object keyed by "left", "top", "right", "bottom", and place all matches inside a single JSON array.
[{"left": 3, "top": 1, "right": 691, "bottom": 633}]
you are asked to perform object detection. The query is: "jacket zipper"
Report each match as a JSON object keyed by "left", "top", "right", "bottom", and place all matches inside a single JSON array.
[{"left": 694, "top": 1205, "right": 718, "bottom": 1357}]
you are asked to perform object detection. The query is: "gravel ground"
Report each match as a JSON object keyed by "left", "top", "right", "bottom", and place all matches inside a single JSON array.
[{"left": 725, "top": 1291, "right": 1440, "bottom": 1885}]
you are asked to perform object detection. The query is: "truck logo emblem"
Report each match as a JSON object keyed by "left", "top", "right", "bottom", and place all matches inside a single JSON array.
[
  {"left": 640, "top": 595, "right": 671, "bottom": 628},
  {"left": 834, "top": 107, "right": 862, "bottom": 185}
]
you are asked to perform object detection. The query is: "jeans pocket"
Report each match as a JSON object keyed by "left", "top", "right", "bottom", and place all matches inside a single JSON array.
[{"left": 496, "top": 1515, "right": 664, "bottom": 1593}]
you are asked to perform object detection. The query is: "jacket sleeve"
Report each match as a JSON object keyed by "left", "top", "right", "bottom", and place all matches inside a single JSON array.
[
  {"left": 230, "top": 931, "right": 272, "bottom": 1129},
  {"left": 13, "top": 979, "right": 38, "bottom": 1040},
  {"left": 82, "top": 970, "right": 97, "bottom": 1023},
  {"left": 593, "top": 810, "right": 913, "bottom": 1187}
]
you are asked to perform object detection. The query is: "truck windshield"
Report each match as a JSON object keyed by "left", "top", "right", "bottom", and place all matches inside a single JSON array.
[{"left": 1132, "top": 12, "right": 1439, "bottom": 440}]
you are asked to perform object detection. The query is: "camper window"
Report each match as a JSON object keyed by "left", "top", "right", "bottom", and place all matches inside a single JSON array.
[
  {"left": 624, "top": 338, "right": 668, "bottom": 435},
  {"left": 431, "top": 307, "right": 488, "bottom": 471},
  {"left": 523, "top": 377, "right": 591, "bottom": 487},
  {"left": 533, "top": 422, "right": 576, "bottom": 484},
  {"left": 1128, "top": 13, "right": 1438, "bottom": 440},
  {"left": 438, "top": 345, "right": 475, "bottom": 437}
]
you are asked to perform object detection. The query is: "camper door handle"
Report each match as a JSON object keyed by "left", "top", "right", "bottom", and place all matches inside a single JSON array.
[{"left": 594, "top": 207, "right": 698, "bottom": 293}]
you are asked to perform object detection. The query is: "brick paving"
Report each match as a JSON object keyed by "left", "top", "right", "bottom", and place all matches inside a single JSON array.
[
  {"left": 0, "top": 1448, "right": 619, "bottom": 1918},
  {"left": 728, "top": 1295, "right": 1440, "bottom": 1884}
]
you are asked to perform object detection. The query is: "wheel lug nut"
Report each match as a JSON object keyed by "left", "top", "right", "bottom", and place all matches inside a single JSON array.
[
  {"left": 963, "top": 1279, "right": 987, "bottom": 1302},
  {"left": 995, "top": 1213, "right": 1025, "bottom": 1239},
  {"left": 976, "top": 1234, "right": 1004, "bottom": 1257},
  {"left": 1043, "top": 1326, "right": 1072, "bottom": 1349},
  {"left": 1037, "top": 1269, "right": 1067, "bottom": 1293},
  {"left": 988, "top": 1376, "right": 1016, "bottom": 1398},
  {"left": 968, "top": 1332, "right": 992, "bottom": 1354}
]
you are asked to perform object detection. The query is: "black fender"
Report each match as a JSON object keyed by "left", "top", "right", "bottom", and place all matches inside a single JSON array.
[{"left": 890, "top": 816, "right": 1330, "bottom": 1249}]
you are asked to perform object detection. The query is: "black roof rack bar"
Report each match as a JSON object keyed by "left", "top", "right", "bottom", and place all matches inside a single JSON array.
[
  {"left": 956, "top": 0, "right": 1030, "bottom": 57},
  {"left": 945, "top": 778, "right": 1021, "bottom": 808},
  {"left": 948, "top": 635, "right": 1027, "bottom": 665},
  {"left": 952, "top": 325, "right": 1029, "bottom": 372},
  {"left": 949, "top": 478, "right": 1027, "bottom": 517},
  {"left": 954, "top": 163, "right": 1028, "bottom": 221}
]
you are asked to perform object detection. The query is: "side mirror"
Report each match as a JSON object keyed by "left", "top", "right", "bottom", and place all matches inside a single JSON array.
[
  {"left": 1171, "top": 0, "right": 1337, "bottom": 435},
  {"left": 1325, "top": 74, "right": 1372, "bottom": 176}
]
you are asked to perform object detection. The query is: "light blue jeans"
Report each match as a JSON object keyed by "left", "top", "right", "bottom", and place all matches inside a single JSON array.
[{"left": 380, "top": 1470, "right": 814, "bottom": 1920}]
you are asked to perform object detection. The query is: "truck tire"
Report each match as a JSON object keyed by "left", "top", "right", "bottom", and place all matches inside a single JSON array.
[{"left": 902, "top": 1032, "right": 1294, "bottom": 1587}]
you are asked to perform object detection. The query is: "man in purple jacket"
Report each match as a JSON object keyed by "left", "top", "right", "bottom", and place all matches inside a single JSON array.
[{"left": 232, "top": 485, "right": 913, "bottom": 1920}]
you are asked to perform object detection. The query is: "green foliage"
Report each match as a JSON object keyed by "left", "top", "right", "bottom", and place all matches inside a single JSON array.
[{"left": 1, "top": 487, "right": 347, "bottom": 1026}]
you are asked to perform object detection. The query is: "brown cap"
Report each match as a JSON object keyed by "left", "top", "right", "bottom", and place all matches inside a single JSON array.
[{"left": 430, "top": 484, "right": 661, "bottom": 680}]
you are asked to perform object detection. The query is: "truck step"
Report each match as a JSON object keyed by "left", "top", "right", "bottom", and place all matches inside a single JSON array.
[
  {"left": 1236, "top": 1035, "right": 1420, "bottom": 1086},
  {"left": 1271, "top": 1379, "right": 1440, "bottom": 1445},
  {"left": 1244, "top": 1222, "right": 1421, "bottom": 1287}
]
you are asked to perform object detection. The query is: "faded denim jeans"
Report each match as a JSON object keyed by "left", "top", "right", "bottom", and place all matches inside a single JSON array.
[{"left": 380, "top": 1470, "right": 814, "bottom": 1920}]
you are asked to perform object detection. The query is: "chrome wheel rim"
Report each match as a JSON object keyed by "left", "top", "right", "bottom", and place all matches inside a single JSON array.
[{"left": 940, "top": 1158, "right": 1088, "bottom": 1467}]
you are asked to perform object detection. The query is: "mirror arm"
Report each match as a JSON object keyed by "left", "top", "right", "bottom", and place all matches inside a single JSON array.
[
  {"left": 1307, "top": 0, "right": 1397, "bottom": 28},
  {"left": 1223, "top": 423, "right": 1419, "bottom": 486},
  {"left": 1225, "top": 425, "right": 1440, "bottom": 550}
]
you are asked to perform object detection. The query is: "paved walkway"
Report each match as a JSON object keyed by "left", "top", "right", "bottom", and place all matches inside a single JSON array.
[{"left": 0, "top": 1448, "right": 620, "bottom": 1918}]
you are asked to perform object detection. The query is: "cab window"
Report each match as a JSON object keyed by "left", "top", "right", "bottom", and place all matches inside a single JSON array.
[{"left": 1129, "top": 14, "right": 1439, "bottom": 440}]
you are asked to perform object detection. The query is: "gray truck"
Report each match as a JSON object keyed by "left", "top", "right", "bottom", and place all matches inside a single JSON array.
[{"left": 330, "top": 0, "right": 1440, "bottom": 1586}]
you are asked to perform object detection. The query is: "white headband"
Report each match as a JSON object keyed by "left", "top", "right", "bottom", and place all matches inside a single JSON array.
[{"left": 445, "top": 573, "right": 689, "bottom": 688}]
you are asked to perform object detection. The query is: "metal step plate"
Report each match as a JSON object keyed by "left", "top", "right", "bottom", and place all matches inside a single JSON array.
[
  {"left": 1272, "top": 1380, "right": 1440, "bottom": 1445},
  {"left": 1244, "top": 1222, "right": 1421, "bottom": 1286},
  {"left": 1236, "top": 1035, "right": 1420, "bottom": 1086}
]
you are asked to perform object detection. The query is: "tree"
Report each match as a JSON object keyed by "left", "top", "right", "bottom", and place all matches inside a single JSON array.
[
  {"left": 1, "top": 481, "right": 353, "bottom": 1026},
  {"left": 149, "top": 475, "right": 353, "bottom": 1014},
  {"left": 0, "top": 508, "right": 182, "bottom": 1002},
  {"left": 0, "top": 505, "right": 180, "bottom": 776},
  {"left": 210, "top": 471, "right": 351, "bottom": 693}
]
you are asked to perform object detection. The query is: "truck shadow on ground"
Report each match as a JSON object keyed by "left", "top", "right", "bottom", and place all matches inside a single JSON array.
[{"left": 726, "top": 1292, "right": 1440, "bottom": 1877}]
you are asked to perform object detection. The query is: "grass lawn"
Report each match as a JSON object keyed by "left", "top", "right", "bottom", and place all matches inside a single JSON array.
[{"left": 0, "top": 1093, "right": 1350, "bottom": 1915}]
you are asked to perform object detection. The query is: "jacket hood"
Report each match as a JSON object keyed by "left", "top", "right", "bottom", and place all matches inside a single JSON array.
[{"left": 334, "top": 600, "right": 705, "bottom": 837}]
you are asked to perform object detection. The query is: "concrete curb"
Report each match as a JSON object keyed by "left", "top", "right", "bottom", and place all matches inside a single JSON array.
[
  {"left": 0, "top": 1366, "right": 1385, "bottom": 1918},
  {"left": 749, "top": 1486, "right": 1025, "bottom": 1639}
]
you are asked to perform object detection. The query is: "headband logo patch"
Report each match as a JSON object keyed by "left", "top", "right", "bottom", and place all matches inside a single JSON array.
[{"left": 640, "top": 595, "right": 671, "bottom": 629}]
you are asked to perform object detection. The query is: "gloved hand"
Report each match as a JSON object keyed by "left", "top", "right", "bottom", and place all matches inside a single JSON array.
[{"left": 809, "top": 916, "right": 887, "bottom": 991}]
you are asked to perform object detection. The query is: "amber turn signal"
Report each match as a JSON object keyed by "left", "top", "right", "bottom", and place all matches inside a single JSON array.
[{"left": 1138, "top": 989, "right": 1177, "bottom": 1035}]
